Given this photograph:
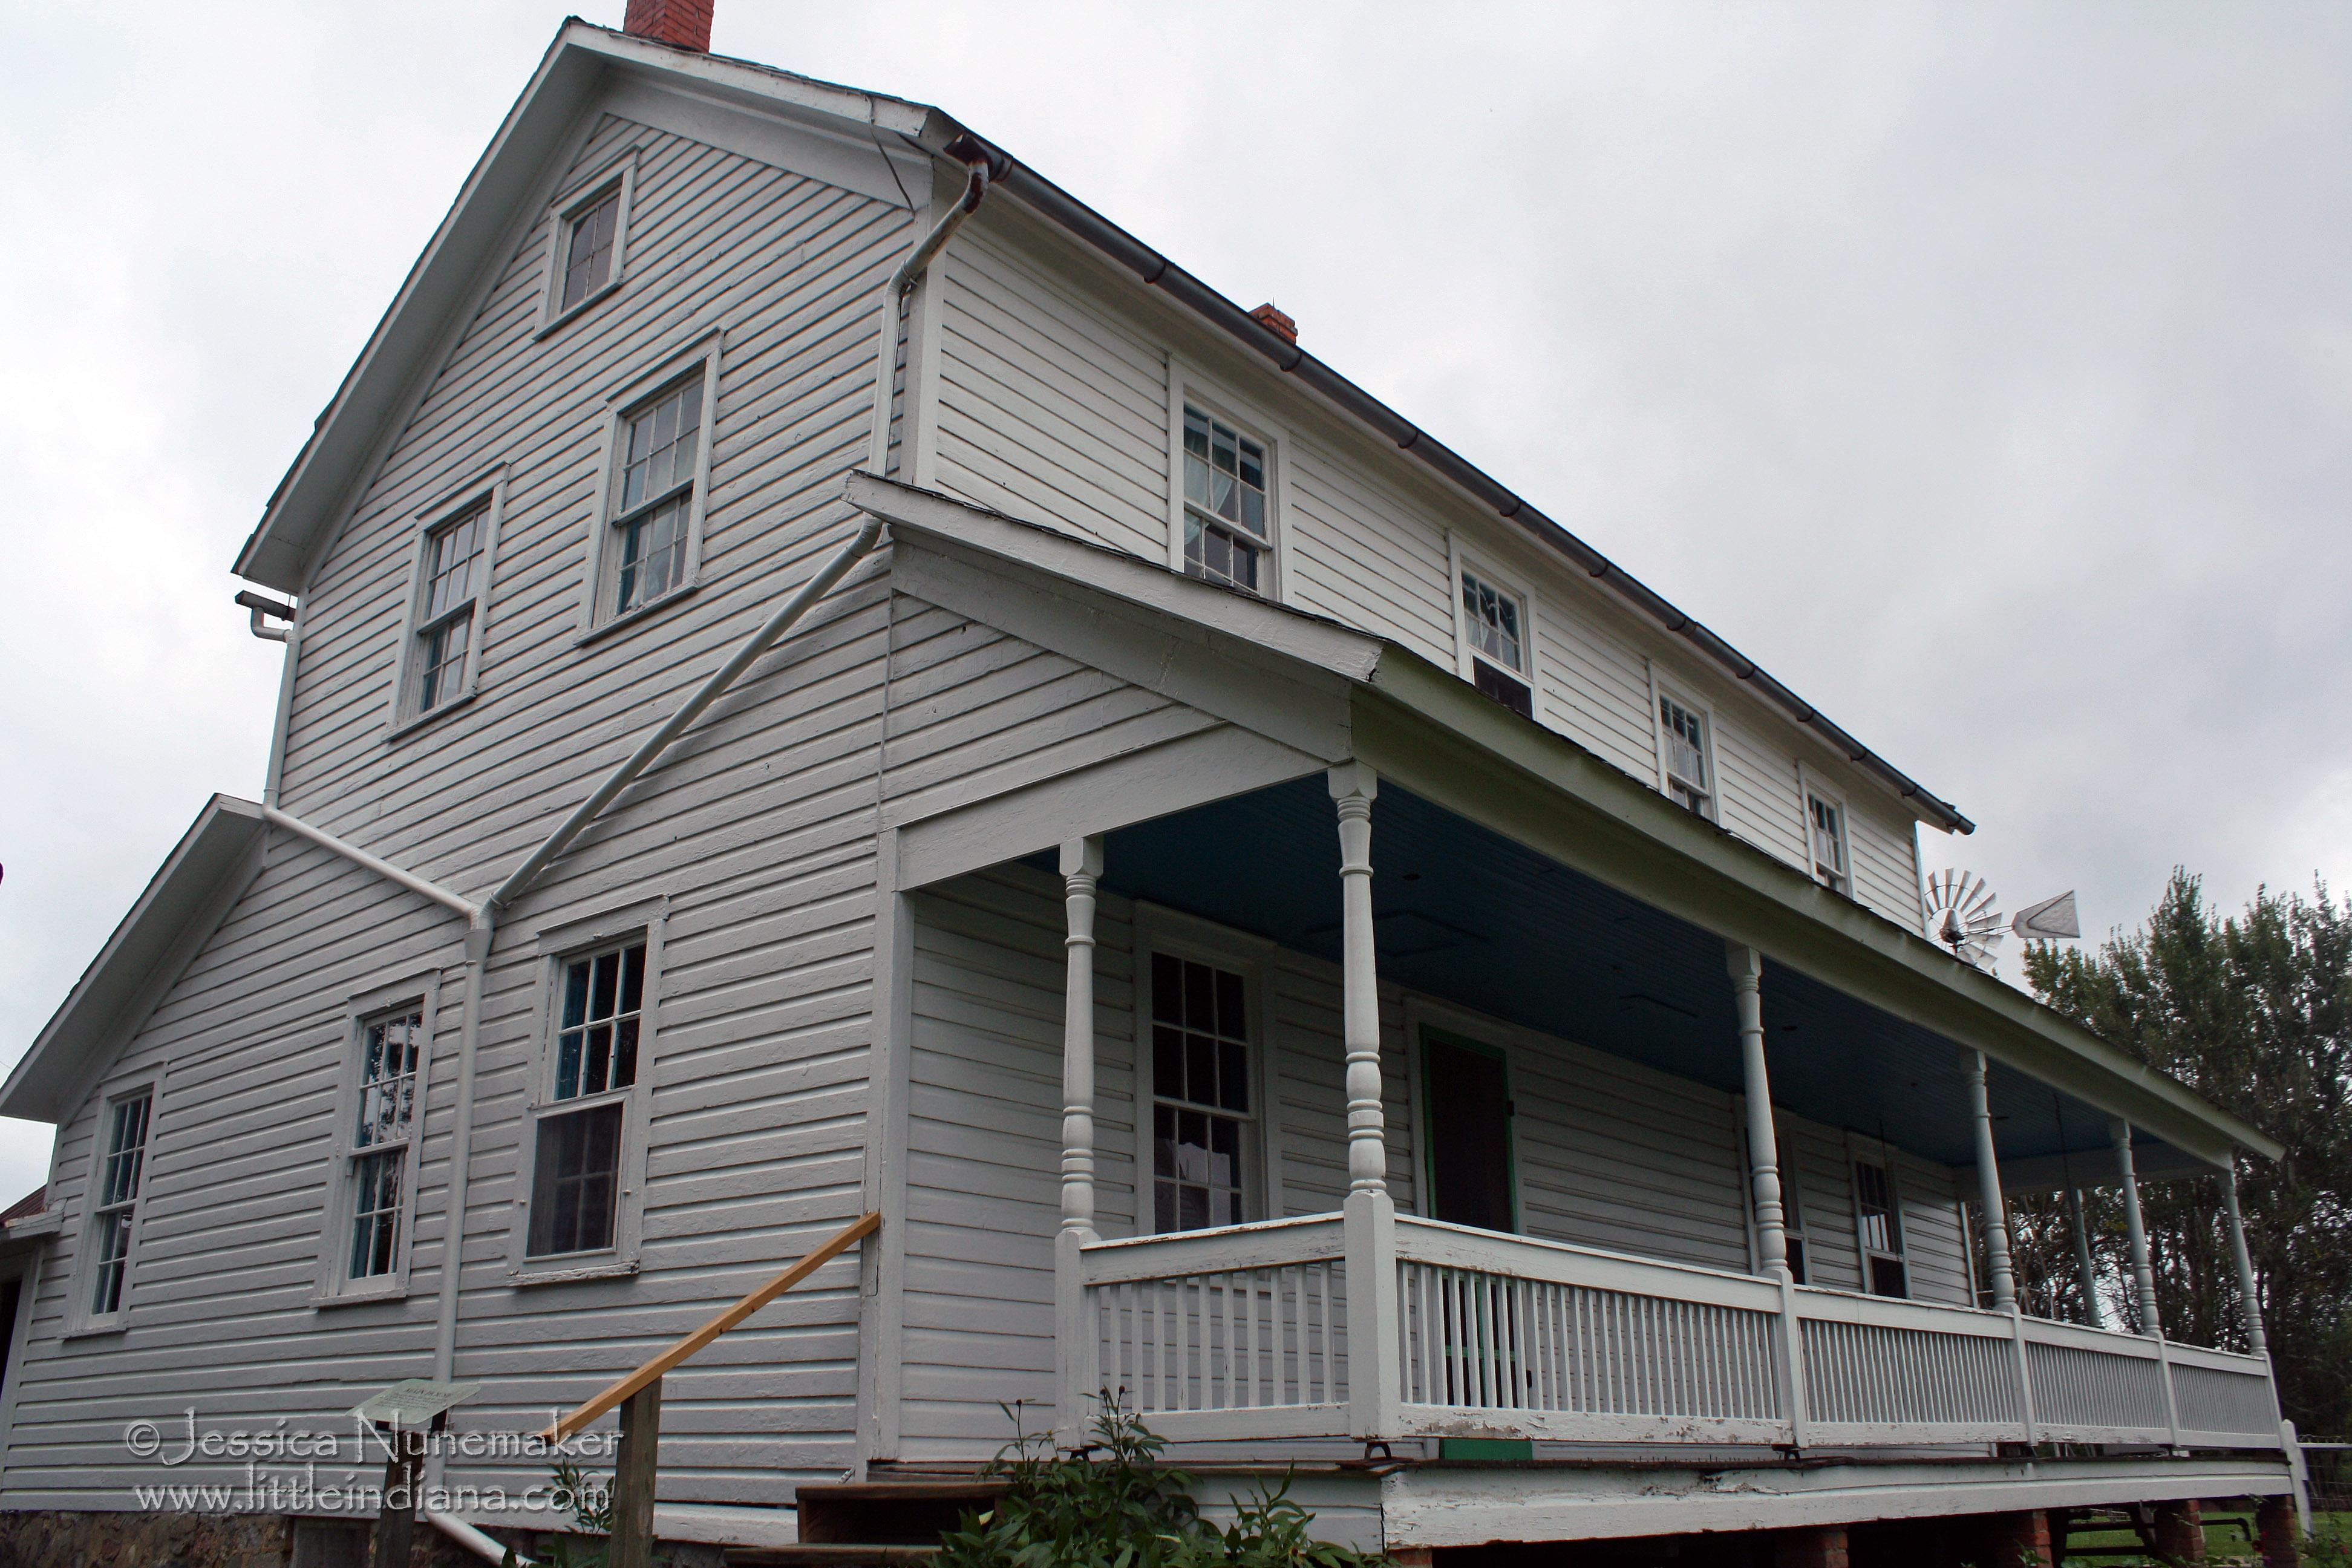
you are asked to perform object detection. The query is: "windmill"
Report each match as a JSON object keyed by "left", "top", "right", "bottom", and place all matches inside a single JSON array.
[{"left": 1922, "top": 872, "right": 2080, "bottom": 972}]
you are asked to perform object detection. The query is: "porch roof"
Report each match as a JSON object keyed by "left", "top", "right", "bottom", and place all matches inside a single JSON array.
[{"left": 854, "top": 474, "right": 2279, "bottom": 1179}]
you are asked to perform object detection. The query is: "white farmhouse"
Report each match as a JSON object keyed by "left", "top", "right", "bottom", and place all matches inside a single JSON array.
[{"left": 0, "top": 5, "right": 2307, "bottom": 1564}]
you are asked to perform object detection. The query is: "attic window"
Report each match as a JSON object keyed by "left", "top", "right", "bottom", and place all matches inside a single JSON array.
[
  {"left": 1808, "top": 791, "right": 1851, "bottom": 896},
  {"left": 561, "top": 189, "right": 621, "bottom": 312},
  {"left": 1460, "top": 567, "right": 1534, "bottom": 719},
  {"left": 1658, "top": 693, "right": 1714, "bottom": 819},
  {"left": 1181, "top": 407, "right": 1272, "bottom": 593}
]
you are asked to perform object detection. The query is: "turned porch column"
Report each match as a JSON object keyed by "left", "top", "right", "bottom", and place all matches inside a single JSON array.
[
  {"left": 1726, "top": 944, "right": 1789, "bottom": 1279},
  {"left": 1965, "top": 1051, "right": 2017, "bottom": 1312},
  {"left": 2065, "top": 1184, "right": 2109, "bottom": 1330},
  {"left": 1053, "top": 835, "right": 1104, "bottom": 1446},
  {"left": 1330, "top": 762, "right": 1400, "bottom": 1442},
  {"left": 2111, "top": 1118, "right": 2163, "bottom": 1335},
  {"left": 2223, "top": 1164, "right": 2268, "bottom": 1357}
]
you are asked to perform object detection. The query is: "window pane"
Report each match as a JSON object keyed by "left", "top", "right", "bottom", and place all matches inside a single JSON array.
[
  {"left": 348, "top": 1149, "right": 404, "bottom": 1279},
  {"left": 1152, "top": 953, "right": 1182, "bottom": 1024},
  {"left": 1153, "top": 1025, "right": 1183, "bottom": 1100},
  {"left": 561, "top": 190, "right": 621, "bottom": 312},
  {"left": 1215, "top": 970, "right": 1247, "bottom": 1040},
  {"left": 528, "top": 1103, "right": 626, "bottom": 1256}
]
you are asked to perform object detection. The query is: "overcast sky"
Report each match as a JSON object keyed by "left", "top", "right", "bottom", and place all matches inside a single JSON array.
[{"left": 2, "top": 2, "right": 2346, "bottom": 1201}]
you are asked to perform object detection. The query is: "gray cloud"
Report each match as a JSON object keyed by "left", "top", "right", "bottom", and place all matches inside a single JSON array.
[{"left": 2, "top": 2, "right": 2344, "bottom": 1198}]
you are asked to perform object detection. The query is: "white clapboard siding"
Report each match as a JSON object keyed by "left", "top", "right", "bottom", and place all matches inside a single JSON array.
[
  {"left": 3, "top": 103, "right": 931, "bottom": 1509},
  {"left": 928, "top": 209, "right": 1933, "bottom": 920},
  {"left": 1847, "top": 796, "right": 1925, "bottom": 930}
]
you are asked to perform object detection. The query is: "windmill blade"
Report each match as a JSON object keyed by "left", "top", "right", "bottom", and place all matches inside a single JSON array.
[{"left": 2012, "top": 890, "right": 2080, "bottom": 941}]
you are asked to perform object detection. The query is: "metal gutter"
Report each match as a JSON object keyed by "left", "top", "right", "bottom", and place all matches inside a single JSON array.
[{"left": 923, "top": 129, "right": 1974, "bottom": 835}]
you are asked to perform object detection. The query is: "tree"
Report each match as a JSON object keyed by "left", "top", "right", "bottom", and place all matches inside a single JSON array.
[{"left": 2019, "top": 871, "right": 2352, "bottom": 1437}]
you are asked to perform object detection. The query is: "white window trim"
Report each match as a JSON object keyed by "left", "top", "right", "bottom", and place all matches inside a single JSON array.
[
  {"left": 505, "top": 897, "right": 668, "bottom": 1282},
  {"left": 311, "top": 973, "right": 443, "bottom": 1307},
  {"left": 1131, "top": 904, "right": 1282, "bottom": 1236},
  {"left": 1798, "top": 763, "right": 1854, "bottom": 897},
  {"left": 576, "top": 331, "right": 725, "bottom": 641},
  {"left": 537, "top": 151, "right": 639, "bottom": 336},
  {"left": 1445, "top": 533, "right": 1544, "bottom": 716},
  {"left": 386, "top": 470, "right": 508, "bottom": 740},
  {"left": 1645, "top": 663, "right": 1720, "bottom": 824},
  {"left": 1165, "top": 359, "right": 1295, "bottom": 605},
  {"left": 67, "top": 1067, "right": 165, "bottom": 1337}
]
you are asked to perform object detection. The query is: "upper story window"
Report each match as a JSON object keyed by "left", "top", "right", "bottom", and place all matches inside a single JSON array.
[
  {"left": 561, "top": 189, "right": 622, "bottom": 313},
  {"left": 1181, "top": 406, "right": 1271, "bottom": 593},
  {"left": 1658, "top": 693, "right": 1715, "bottom": 818},
  {"left": 413, "top": 505, "right": 489, "bottom": 716},
  {"left": 88, "top": 1089, "right": 153, "bottom": 1321},
  {"left": 540, "top": 157, "right": 636, "bottom": 331},
  {"left": 526, "top": 938, "right": 647, "bottom": 1258},
  {"left": 1854, "top": 1157, "right": 1909, "bottom": 1298},
  {"left": 587, "top": 343, "right": 722, "bottom": 634},
  {"left": 1149, "top": 950, "right": 1256, "bottom": 1232},
  {"left": 344, "top": 1008, "right": 423, "bottom": 1283},
  {"left": 1808, "top": 791, "right": 1851, "bottom": 896},
  {"left": 1460, "top": 567, "right": 1534, "bottom": 719}
]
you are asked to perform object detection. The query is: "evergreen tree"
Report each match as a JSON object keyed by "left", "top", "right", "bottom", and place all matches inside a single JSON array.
[{"left": 2019, "top": 871, "right": 2352, "bottom": 1437}]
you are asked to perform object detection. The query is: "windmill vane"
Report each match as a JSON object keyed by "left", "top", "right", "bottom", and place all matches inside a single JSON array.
[{"left": 1923, "top": 872, "right": 2079, "bottom": 973}]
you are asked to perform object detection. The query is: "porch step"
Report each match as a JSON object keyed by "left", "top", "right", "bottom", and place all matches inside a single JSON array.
[
  {"left": 725, "top": 1549, "right": 938, "bottom": 1567},
  {"left": 790, "top": 1479, "right": 1010, "bottom": 1546}
]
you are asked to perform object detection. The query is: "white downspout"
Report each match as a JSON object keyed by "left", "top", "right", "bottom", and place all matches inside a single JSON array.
[{"left": 863, "top": 154, "right": 989, "bottom": 477}]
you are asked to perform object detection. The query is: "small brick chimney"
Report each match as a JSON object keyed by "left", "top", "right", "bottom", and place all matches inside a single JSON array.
[
  {"left": 1249, "top": 302, "right": 1298, "bottom": 344},
  {"left": 624, "top": 0, "right": 713, "bottom": 52}
]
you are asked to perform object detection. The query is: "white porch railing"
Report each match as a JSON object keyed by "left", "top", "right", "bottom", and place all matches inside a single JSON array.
[{"left": 1071, "top": 1196, "right": 2285, "bottom": 1454}]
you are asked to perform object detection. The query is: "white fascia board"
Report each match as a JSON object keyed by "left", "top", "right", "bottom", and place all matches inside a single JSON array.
[
  {"left": 1351, "top": 661, "right": 2280, "bottom": 1167},
  {"left": 234, "top": 22, "right": 942, "bottom": 594},
  {"left": 1, "top": 795, "right": 267, "bottom": 1124},
  {"left": 848, "top": 472, "right": 1385, "bottom": 687}
]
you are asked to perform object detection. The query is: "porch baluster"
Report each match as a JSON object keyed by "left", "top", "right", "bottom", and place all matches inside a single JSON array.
[
  {"left": 2222, "top": 1165, "right": 2267, "bottom": 1357},
  {"left": 1054, "top": 835, "right": 1104, "bottom": 1447},
  {"left": 1965, "top": 1051, "right": 2018, "bottom": 1312}
]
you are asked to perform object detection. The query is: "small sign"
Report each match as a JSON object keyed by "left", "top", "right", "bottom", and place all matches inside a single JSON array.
[{"left": 351, "top": 1379, "right": 480, "bottom": 1428}]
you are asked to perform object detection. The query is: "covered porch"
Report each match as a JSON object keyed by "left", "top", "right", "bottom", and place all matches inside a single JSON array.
[{"left": 1031, "top": 765, "right": 2283, "bottom": 1458}]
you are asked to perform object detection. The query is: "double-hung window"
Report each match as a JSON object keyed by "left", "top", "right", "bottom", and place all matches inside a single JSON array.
[
  {"left": 591, "top": 348, "right": 719, "bottom": 631},
  {"left": 1854, "top": 1157, "right": 1909, "bottom": 1298},
  {"left": 541, "top": 158, "right": 635, "bottom": 328},
  {"left": 525, "top": 939, "right": 646, "bottom": 1258},
  {"left": 1149, "top": 951, "right": 1256, "bottom": 1232},
  {"left": 410, "top": 504, "right": 491, "bottom": 717},
  {"left": 1460, "top": 567, "right": 1534, "bottom": 718},
  {"left": 342, "top": 1010, "right": 423, "bottom": 1284},
  {"left": 1180, "top": 406, "right": 1272, "bottom": 594},
  {"left": 87, "top": 1090, "right": 152, "bottom": 1320},
  {"left": 1658, "top": 694, "right": 1715, "bottom": 819},
  {"left": 1808, "top": 791, "right": 1851, "bottom": 895}
]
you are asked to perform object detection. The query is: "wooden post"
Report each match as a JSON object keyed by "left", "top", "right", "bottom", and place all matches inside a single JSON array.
[
  {"left": 2065, "top": 1184, "right": 2108, "bottom": 1330},
  {"left": 371, "top": 1423, "right": 425, "bottom": 1568},
  {"left": 1329, "top": 764, "right": 1385, "bottom": 1197},
  {"left": 2223, "top": 1165, "right": 2268, "bottom": 1356},
  {"left": 1726, "top": 945, "right": 1789, "bottom": 1278},
  {"left": 1054, "top": 837, "right": 1103, "bottom": 1448},
  {"left": 2111, "top": 1119, "right": 2162, "bottom": 1334},
  {"left": 1344, "top": 1186, "right": 1400, "bottom": 1442},
  {"left": 1965, "top": 1051, "right": 2017, "bottom": 1312},
  {"left": 609, "top": 1377, "right": 661, "bottom": 1568}
]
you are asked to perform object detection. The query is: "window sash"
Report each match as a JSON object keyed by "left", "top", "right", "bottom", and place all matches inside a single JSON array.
[
  {"left": 353, "top": 1011, "right": 423, "bottom": 1152},
  {"left": 1461, "top": 570, "right": 1524, "bottom": 674},
  {"left": 1809, "top": 795, "right": 1849, "bottom": 889},
  {"left": 347, "top": 1149, "right": 406, "bottom": 1280},
  {"left": 560, "top": 189, "right": 622, "bottom": 312},
  {"left": 527, "top": 1102, "right": 626, "bottom": 1257},
  {"left": 554, "top": 941, "right": 645, "bottom": 1103},
  {"left": 90, "top": 1092, "right": 151, "bottom": 1317}
]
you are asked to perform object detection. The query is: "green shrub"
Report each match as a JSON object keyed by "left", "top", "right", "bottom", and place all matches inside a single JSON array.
[{"left": 935, "top": 1393, "right": 1386, "bottom": 1568}]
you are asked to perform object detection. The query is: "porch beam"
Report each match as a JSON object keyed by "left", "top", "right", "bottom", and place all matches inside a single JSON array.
[
  {"left": 1966, "top": 1051, "right": 2017, "bottom": 1312},
  {"left": 1054, "top": 835, "right": 1104, "bottom": 1447},
  {"left": 2223, "top": 1166, "right": 2267, "bottom": 1357},
  {"left": 2111, "top": 1119, "right": 2164, "bottom": 1335}
]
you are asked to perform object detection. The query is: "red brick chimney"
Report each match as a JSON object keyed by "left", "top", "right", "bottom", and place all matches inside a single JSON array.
[
  {"left": 624, "top": 0, "right": 713, "bottom": 52},
  {"left": 1249, "top": 302, "right": 1298, "bottom": 345}
]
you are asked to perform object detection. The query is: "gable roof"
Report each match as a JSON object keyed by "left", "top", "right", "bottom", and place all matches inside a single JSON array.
[
  {"left": 234, "top": 20, "right": 1968, "bottom": 833},
  {"left": 1, "top": 795, "right": 267, "bottom": 1124}
]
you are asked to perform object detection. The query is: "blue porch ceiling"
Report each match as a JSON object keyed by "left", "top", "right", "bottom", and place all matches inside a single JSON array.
[{"left": 1083, "top": 775, "right": 2163, "bottom": 1178}]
